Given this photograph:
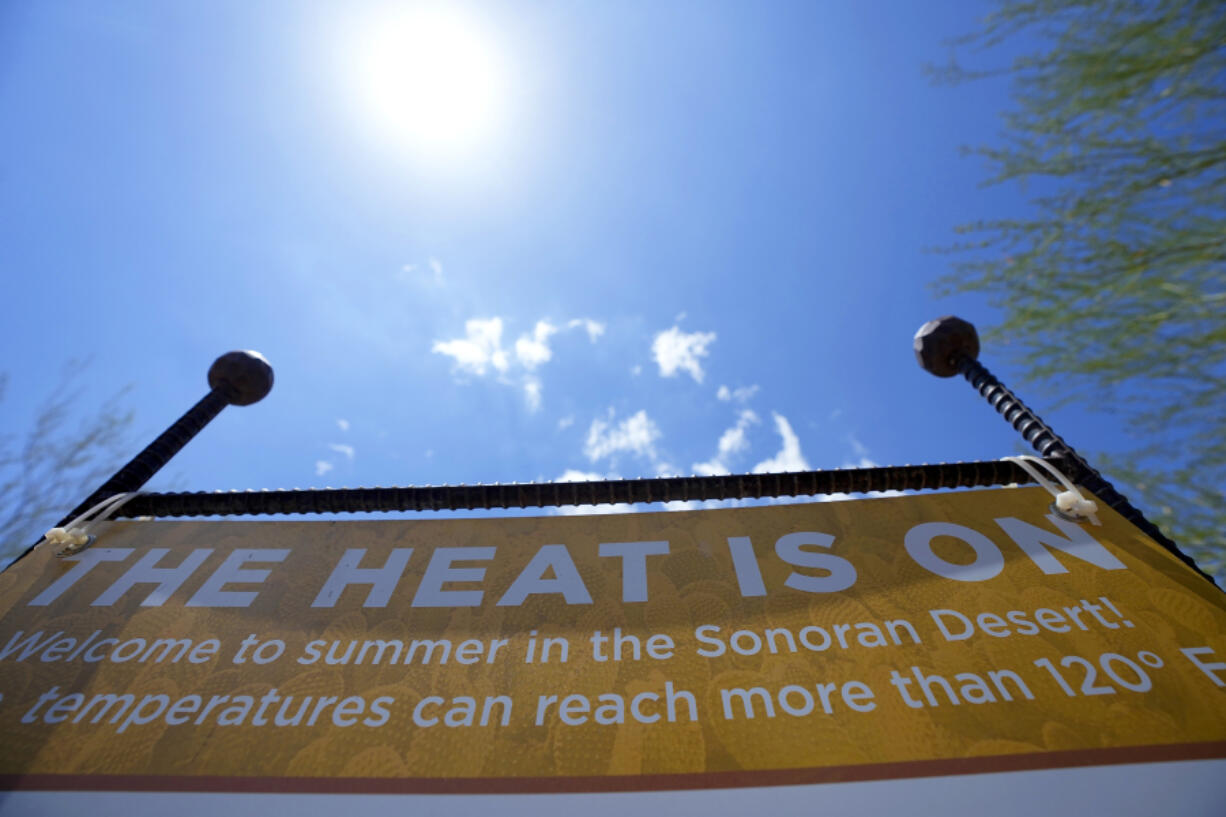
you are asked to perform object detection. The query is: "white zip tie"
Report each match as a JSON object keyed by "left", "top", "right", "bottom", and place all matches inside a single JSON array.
[
  {"left": 44, "top": 491, "right": 145, "bottom": 558},
  {"left": 1002, "top": 455, "right": 1100, "bottom": 525}
]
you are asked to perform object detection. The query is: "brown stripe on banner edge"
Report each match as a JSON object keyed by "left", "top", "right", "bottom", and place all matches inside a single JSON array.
[{"left": 4, "top": 741, "right": 1225, "bottom": 795}]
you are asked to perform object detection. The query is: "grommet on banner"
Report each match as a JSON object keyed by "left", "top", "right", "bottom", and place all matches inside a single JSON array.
[
  {"left": 1002, "top": 455, "right": 1100, "bottom": 526},
  {"left": 45, "top": 491, "right": 146, "bottom": 558}
]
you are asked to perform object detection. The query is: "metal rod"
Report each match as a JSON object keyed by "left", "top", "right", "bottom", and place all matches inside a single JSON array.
[
  {"left": 109, "top": 458, "right": 1044, "bottom": 518},
  {"left": 62, "top": 388, "right": 231, "bottom": 520},
  {"left": 16, "top": 351, "right": 273, "bottom": 563},
  {"left": 914, "top": 316, "right": 1213, "bottom": 584}
]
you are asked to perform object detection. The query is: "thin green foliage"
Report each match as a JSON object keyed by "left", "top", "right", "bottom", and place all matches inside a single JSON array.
[
  {"left": 934, "top": 0, "right": 1226, "bottom": 576},
  {"left": 0, "top": 364, "right": 133, "bottom": 566}
]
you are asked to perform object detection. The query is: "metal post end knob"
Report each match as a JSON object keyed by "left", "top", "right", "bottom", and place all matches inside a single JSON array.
[
  {"left": 208, "top": 351, "right": 274, "bottom": 406},
  {"left": 914, "top": 316, "right": 979, "bottom": 377}
]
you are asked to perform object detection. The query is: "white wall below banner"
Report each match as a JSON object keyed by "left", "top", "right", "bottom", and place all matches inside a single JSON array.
[{"left": 3, "top": 760, "right": 1224, "bottom": 817}]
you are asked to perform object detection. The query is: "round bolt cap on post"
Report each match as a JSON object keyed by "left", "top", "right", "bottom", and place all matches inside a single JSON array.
[
  {"left": 914, "top": 316, "right": 980, "bottom": 377},
  {"left": 208, "top": 350, "right": 274, "bottom": 406}
]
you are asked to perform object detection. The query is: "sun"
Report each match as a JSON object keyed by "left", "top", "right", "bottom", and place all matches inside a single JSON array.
[{"left": 344, "top": 5, "right": 508, "bottom": 161}]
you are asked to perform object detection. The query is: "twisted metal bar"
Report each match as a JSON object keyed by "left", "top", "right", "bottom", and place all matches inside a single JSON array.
[
  {"left": 8, "top": 388, "right": 232, "bottom": 566},
  {"left": 956, "top": 356, "right": 1210, "bottom": 581},
  {"left": 112, "top": 458, "right": 1044, "bottom": 518},
  {"left": 58, "top": 388, "right": 232, "bottom": 525},
  {"left": 9, "top": 387, "right": 234, "bottom": 568}
]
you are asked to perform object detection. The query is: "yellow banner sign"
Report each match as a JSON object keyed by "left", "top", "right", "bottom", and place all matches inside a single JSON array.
[{"left": 1, "top": 486, "right": 1224, "bottom": 793}]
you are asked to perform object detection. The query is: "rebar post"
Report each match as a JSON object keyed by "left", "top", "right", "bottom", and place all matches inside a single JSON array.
[
  {"left": 16, "top": 350, "right": 273, "bottom": 563},
  {"left": 914, "top": 316, "right": 1212, "bottom": 583}
]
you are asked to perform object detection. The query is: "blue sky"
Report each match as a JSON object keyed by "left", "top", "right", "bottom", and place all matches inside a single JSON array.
[{"left": 0, "top": 0, "right": 1124, "bottom": 538}]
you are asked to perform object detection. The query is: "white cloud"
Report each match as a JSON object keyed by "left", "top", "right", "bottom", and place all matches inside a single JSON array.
[
  {"left": 584, "top": 409, "right": 661, "bottom": 463},
  {"left": 718, "top": 411, "right": 758, "bottom": 456},
  {"left": 652, "top": 326, "right": 716, "bottom": 383},
  {"left": 315, "top": 460, "right": 334, "bottom": 477},
  {"left": 631, "top": 365, "right": 642, "bottom": 376},
  {"left": 433, "top": 315, "right": 606, "bottom": 412},
  {"left": 428, "top": 257, "right": 444, "bottom": 285},
  {"left": 847, "top": 433, "right": 869, "bottom": 460},
  {"left": 515, "top": 320, "right": 558, "bottom": 370},
  {"left": 775, "top": 493, "right": 834, "bottom": 505},
  {"left": 662, "top": 498, "right": 754, "bottom": 512},
  {"left": 554, "top": 494, "right": 752, "bottom": 517},
  {"left": 328, "top": 443, "right": 355, "bottom": 461},
  {"left": 753, "top": 412, "right": 810, "bottom": 473},
  {"left": 557, "top": 414, "right": 575, "bottom": 430},
  {"left": 558, "top": 469, "right": 606, "bottom": 482},
  {"left": 432, "top": 317, "right": 509, "bottom": 376},
  {"left": 690, "top": 459, "right": 729, "bottom": 477},
  {"left": 693, "top": 409, "right": 759, "bottom": 476},
  {"left": 554, "top": 468, "right": 634, "bottom": 515},
  {"left": 556, "top": 502, "right": 636, "bottom": 516},
  {"left": 523, "top": 376, "right": 543, "bottom": 412},
  {"left": 336, "top": 418, "right": 350, "bottom": 432},
  {"left": 567, "top": 318, "right": 606, "bottom": 343},
  {"left": 717, "top": 384, "right": 760, "bottom": 403},
  {"left": 400, "top": 257, "right": 445, "bottom": 287}
]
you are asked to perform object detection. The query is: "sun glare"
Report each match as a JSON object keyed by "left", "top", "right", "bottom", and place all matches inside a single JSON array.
[{"left": 345, "top": 5, "right": 507, "bottom": 161}]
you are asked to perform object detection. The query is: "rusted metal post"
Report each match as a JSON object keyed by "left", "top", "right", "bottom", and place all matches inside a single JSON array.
[
  {"left": 16, "top": 351, "right": 273, "bottom": 563},
  {"left": 914, "top": 316, "right": 1211, "bottom": 582}
]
